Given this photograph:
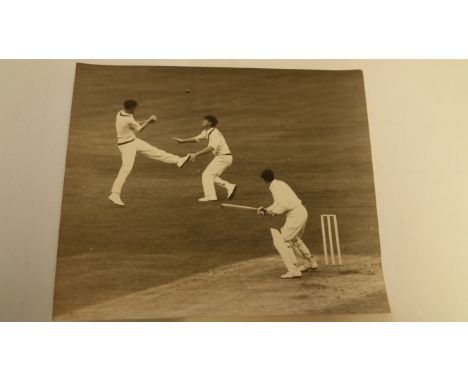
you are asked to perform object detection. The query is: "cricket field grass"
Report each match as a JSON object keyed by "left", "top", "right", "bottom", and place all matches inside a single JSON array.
[{"left": 53, "top": 64, "right": 389, "bottom": 320}]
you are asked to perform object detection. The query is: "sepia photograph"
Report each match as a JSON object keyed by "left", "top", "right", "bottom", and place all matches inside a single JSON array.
[
  {"left": 53, "top": 63, "right": 389, "bottom": 321},
  {"left": 3, "top": 2, "right": 468, "bottom": 381}
]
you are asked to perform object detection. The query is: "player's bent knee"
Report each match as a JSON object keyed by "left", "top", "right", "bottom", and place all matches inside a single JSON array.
[
  {"left": 202, "top": 172, "right": 215, "bottom": 179},
  {"left": 280, "top": 231, "right": 295, "bottom": 244}
]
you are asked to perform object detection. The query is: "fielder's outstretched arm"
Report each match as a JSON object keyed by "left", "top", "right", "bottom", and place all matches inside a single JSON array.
[
  {"left": 173, "top": 136, "right": 199, "bottom": 143},
  {"left": 188, "top": 146, "right": 214, "bottom": 161},
  {"left": 133, "top": 115, "right": 157, "bottom": 132}
]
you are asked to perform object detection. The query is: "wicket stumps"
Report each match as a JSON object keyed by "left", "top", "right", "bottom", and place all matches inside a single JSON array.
[{"left": 320, "top": 214, "right": 343, "bottom": 265}]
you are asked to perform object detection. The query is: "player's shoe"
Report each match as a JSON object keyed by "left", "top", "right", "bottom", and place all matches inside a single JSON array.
[
  {"left": 280, "top": 271, "right": 302, "bottom": 279},
  {"left": 298, "top": 259, "right": 319, "bottom": 272},
  {"left": 108, "top": 193, "right": 125, "bottom": 206},
  {"left": 198, "top": 196, "right": 217, "bottom": 202},
  {"left": 226, "top": 184, "right": 237, "bottom": 200},
  {"left": 177, "top": 155, "right": 190, "bottom": 168}
]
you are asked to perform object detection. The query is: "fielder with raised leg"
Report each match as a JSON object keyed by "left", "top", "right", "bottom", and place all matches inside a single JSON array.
[
  {"left": 258, "top": 169, "right": 318, "bottom": 279},
  {"left": 173, "top": 115, "right": 237, "bottom": 202},
  {"left": 108, "top": 100, "right": 191, "bottom": 206}
]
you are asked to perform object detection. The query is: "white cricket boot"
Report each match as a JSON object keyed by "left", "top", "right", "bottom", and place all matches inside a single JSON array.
[
  {"left": 108, "top": 193, "right": 125, "bottom": 206},
  {"left": 298, "top": 258, "right": 319, "bottom": 272},
  {"left": 280, "top": 271, "right": 302, "bottom": 279},
  {"left": 198, "top": 196, "right": 217, "bottom": 202},
  {"left": 177, "top": 155, "right": 190, "bottom": 168},
  {"left": 226, "top": 184, "right": 237, "bottom": 200}
]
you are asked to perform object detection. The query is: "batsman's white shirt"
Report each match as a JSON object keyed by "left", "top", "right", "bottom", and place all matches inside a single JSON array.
[
  {"left": 267, "top": 180, "right": 302, "bottom": 215},
  {"left": 267, "top": 179, "right": 307, "bottom": 242},
  {"left": 195, "top": 128, "right": 231, "bottom": 156},
  {"left": 115, "top": 110, "right": 142, "bottom": 144}
]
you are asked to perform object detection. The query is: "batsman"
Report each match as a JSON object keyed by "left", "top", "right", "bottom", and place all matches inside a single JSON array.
[{"left": 258, "top": 169, "right": 318, "bottom": 279}]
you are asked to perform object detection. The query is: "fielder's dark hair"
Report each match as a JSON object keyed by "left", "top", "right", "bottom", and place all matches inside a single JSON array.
[
  {"left": 123, "top": 99, "right": 138, "bottom": 109},
  {"left": 260, "top": 169, "right": 275, "bottom": 182},
  {"left": 203, "top": 115, "right": 218, "bottom": 127}
]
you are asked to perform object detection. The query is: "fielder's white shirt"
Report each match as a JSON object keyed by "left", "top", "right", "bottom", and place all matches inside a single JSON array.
[
  {"left": 267, "top": 179, "right": 302, "bottom": 215},
  {"left": 115, "top": 110, "right": 142, "bottom": 144},
  {"left": 195, "top": 128, "right": 231, "bottom": 156}
]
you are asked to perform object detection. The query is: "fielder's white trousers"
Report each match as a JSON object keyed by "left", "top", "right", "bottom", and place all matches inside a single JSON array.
[
  {"left": 111, "top": 138, "right": 181, "bottom": 194},
  {"left": 202, "top": 155, "right": 233, "bottom": 199}
]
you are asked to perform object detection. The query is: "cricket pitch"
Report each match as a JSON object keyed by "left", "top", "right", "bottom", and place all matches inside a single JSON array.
[{"left": 55, "top": 254, "right": 389, "bottom": 321}]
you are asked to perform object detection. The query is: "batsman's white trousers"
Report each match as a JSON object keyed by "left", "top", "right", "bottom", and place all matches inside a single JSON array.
[
  {"left": 271, "top": 228, "right": 300, "bottom": 274},
  {"left": 281, "top": 204, "right": 314, "bottom": 264},
  {"left": 281, "top": 204, "right": 308, "bottom": 242},
  {"left": 202, "top": 155, "right": 233, "bottom": 199},
  {"left": 111, "top": 138, "right": 181, "bottom": 194}
]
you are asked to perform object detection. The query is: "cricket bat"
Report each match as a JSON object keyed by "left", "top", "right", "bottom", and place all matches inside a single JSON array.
[{"left": 220, "top": 203, "right": 258, "bottom": 211}]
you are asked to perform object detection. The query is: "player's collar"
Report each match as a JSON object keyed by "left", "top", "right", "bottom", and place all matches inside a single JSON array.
[{"left": 206, "top": 127, "right": 216, "bottom": 136}]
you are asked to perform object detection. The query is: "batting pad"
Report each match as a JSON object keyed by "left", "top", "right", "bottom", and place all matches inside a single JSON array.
[{"left": 270, "top": 228, "right": 300, "bottom": 274}]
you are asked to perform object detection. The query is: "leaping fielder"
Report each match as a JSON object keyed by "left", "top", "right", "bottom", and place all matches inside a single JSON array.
[
  {"left": 173, "top": 115, "right": 237, "bottom": 202},
  {"left": 108, "top": 100, "right": 190, "bottom": 206},
  {"left": 258, "top": 169, "right": 318, "bottom": 279}
]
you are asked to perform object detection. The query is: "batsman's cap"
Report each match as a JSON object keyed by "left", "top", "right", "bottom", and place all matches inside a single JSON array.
[
  {"left": 260, "top": 169, "right": 275, "bottom": 182},
  {"left": 123, "top": 99, "right": 138, "bottom": 109},
  {"left": 203, "top": 114, "right": 218, "bottom": 127}
]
